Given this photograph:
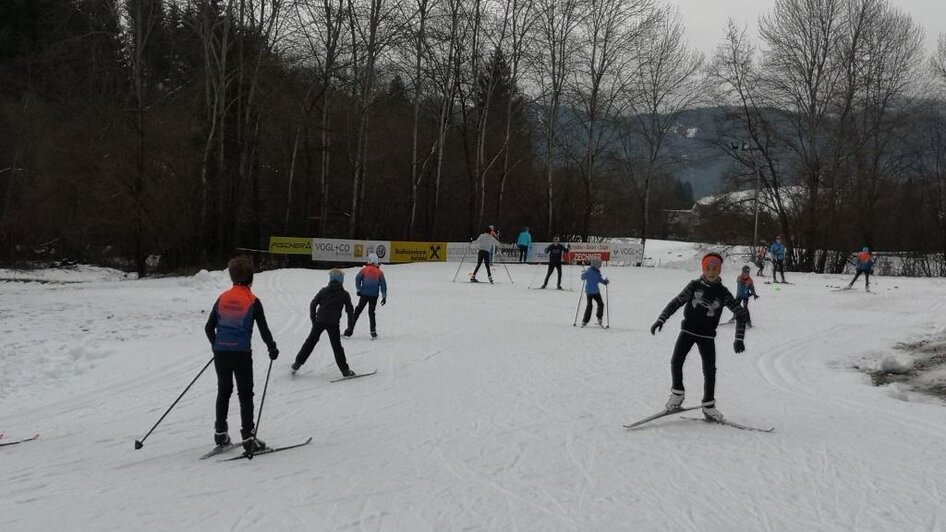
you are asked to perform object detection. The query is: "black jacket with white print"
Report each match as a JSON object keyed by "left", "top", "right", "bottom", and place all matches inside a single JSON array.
[{"left": 656, "top": 277, "right": 747, "bottom": 339}]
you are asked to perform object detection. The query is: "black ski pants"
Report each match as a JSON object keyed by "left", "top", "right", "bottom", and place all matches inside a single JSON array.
[
  {"left": 772, "top": 259, "right": 786, "bottom": 282},
  {"left": 670, "top": 332, "right": 717, "bottom": 404},
  {"left": 738, "top": 297, "right": 752, "bottom": 325},
  {"left": 294, "top": 322, "right": 350, "bottom": 374},
  {"left": 472, "top": 250, "right": 492, "bottom": 279},
  {"left": 350, "top": 295, "right": 378, "bottom": 333},
  {"left": 518, "top": 245, "right": 528, "bottom": 263},
  {"left": 213, "top": 350, "right": 255, "bottom": 436},
  {"left": 542, "top": 263, "right": 563, "bottom": 288},
  {"left": 850, "top": 269, "right": 870, "bottom": 288},
  {"left": 756, "top": 257, "right": 766, "bottom": 276},
  {"left": 583, "top": 292, "right": 604, "bottom": 324}
]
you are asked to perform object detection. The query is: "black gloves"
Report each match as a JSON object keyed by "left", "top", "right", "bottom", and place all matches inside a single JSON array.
[
  {"left": 268, "top": 346, "right": 279, "bottom": 360},
  {"left": 734, "top": 340, "right": 745, "bottom": 353},
  {"left": 381, "top": 297, "right": 386, "bottom": 306},
  {"left": 602, "top": 278, "right": 609, "bottom": 285},
  {"left": 753, "top": 294, "right": 759, "bottom": 300},
  {"left": 650, "top": 320, "right": 664, "bottom": 335},
  {"left": 356, "top": 291, "right": 362, "bottom": 297}
]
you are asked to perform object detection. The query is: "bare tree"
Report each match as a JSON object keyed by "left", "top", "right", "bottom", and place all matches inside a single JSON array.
[
  {"left": 623, "top": 6, "right": 702, "bottom": 254},
  {"left": 288, "top": 0, "right": 350, "bottom": 235},
  {"left": 346, "top": 0, "right": 402, "bottom": 238},
  {"left": 531, "top": 0, "right": 584, "bottom": 237}
]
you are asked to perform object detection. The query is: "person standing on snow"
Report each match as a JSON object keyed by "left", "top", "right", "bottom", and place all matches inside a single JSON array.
[
  {"left": 650, "top": 252, "right": 748, "bottom": 422},
  {"left": 847, "top": 247, "right": 874, "bottom": 291},
  {"left": 471, "top": 228, "right": 502, "bottom": 283},
  {"left": 769, "top": 235, "right": 787, "bottom": 283},
  {"left": 516, "top": 227, "right": 532, "bottom": 263},
  {"left": 755, "top": 240, "right": 768, "bottom": 276},
  {"left": 204, "top": 257, "right": 279, "bottom": 454},
  {"left": 540, "top": 236, "right": 569, "bottom": 289},
  {"left": 733, "top": 264, "right": 758, "bottom": 327},
  {"left": 345, "top": 253, "right": 387, "bottom": 338},
  {"left": 579, "top": 257, "right": 609, "bottom": 327},
  {"left": 291, "top": 269, "right": 357, "bottom": 378}
]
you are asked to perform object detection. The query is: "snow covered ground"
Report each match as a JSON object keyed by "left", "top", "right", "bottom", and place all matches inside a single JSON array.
[{"left": 2, "top": 241, "right": 946, "bottom": 531}]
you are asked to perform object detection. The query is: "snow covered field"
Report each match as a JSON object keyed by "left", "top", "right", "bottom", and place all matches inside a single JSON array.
[{"left": 2, "top": 240, "right": 946, "bottom": 531}]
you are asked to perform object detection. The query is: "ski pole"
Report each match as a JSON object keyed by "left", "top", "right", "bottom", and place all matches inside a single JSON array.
[
  {"left": 503, "top": 262, "right": 514, "bottom": 283},
  {"left": 572, "top": 279, "right": 586, "bottom": 326},
  {"left": 134, "top": 356, "right": 214, "bottom": 450},
  {"left": 451, "top": 244, "right": 471, "bottom": 282},
  {"left": 245, "top": 358, "right": 274, "bottom": 459},
  {"left": 527, "top": 262, "right": 541, "bottom": 288},
  {"left": 605, "top": 283, "right": 610, "bottom": 328}
]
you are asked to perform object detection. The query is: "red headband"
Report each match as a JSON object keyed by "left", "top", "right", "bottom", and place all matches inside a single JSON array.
[{"left": 701, "top": 255, "right": 722, "bottom": 270}]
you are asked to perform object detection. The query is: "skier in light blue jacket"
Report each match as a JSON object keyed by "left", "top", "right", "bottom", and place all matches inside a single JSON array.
[{"left": 516, "top": 227, "right": 532, "bottom": 263}]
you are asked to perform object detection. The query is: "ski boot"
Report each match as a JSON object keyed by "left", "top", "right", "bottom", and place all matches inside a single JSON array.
[
  {"left": 343, "top": 369, "right": 357, "bottom": 378},
  {"left": 665, "top": 389, "right": 684, "bottom": 412},
  {"left": 702, "top": 402, "right": 724, "bottom": 422},
  {"left": 241, "top": 430, "right": 267, "bottom": 454},
  {"left": 290, "top": 361, "right": 301, "bottom": 375},
  {"left": 370, "top": 331, "right": 378, "bottom": 339}
]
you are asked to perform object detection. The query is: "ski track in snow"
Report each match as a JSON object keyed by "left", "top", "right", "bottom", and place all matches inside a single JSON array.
[{"left": 2, "top": 255, "right": 946, "bottom": 530}]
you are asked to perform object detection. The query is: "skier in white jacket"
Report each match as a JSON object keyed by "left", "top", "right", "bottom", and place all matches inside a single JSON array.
[{"left": 471, "top": 229, "right": 502, "bottom": 283}]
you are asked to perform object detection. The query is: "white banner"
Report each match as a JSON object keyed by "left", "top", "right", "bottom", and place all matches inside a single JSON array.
[{"left": 310, "top": 239, "right": 391, "bottom": 263}]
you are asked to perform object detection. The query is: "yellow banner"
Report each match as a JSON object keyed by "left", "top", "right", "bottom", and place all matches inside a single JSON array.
[
  {"left": 389, "top": 241, "right": 447, "bottom": 263},
  {"left": 268, "top": 236, "right": 312, "bottom": 255}
]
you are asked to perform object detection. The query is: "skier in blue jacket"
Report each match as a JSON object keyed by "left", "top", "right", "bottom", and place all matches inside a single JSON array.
[
  {"left": 579, "top": 257, "right": 609, "bottom": 327},
  {"left": 769, "top": 235, "right": 787, "bottom": 283},
  {"left": 516, "top": 227, "right": 532, "bottom": 263}
]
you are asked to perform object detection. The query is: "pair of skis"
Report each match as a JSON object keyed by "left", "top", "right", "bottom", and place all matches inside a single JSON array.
[
  {"left": 200, "top": 437, "right": 314, "bottom": 461},
  {"left": 0, "top": 432, "right": 40, "bottom": 447},
  {"left": 623, "top": 406, "right": 774, "bottom": 433}
]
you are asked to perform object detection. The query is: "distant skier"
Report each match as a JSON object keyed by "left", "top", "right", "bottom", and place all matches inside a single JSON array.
[
  {"left": 471, "top": 228, "right": 502, "bottom": 283},
  {"left": 345, "top": 253, "right": 387, "bottom": 338},
  {"left": 204, "top": 257, "right": 279, "bottom": 453},
  {"left": 847, "top": 247, "right": 874, "bottom": 291},
  {"left": 291, "top": 269, "right": 357, "bottom": 378},
  {"left": 769, "top": 235, "right": 787, "bottom": 283},
  {"left": 755, "top": 240, "right": 768, "bottom": 276},
  {"left": 650, "top": 252, "right": 748, "bottom": 422},
  {"left": 539, "top": 236, "right": 569, "bottom": 289},
  {"left": 516, "top": 226, "right": 532, "bottom": 263},
  {"left": 579, "top": 257, "right": 609, "bottom": 327},
  {"left": 734, "top": 265, "right": 758, "bottom": 327}
]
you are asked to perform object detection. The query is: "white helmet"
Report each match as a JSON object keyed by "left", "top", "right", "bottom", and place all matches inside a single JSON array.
[{"left": 368, "top": 253, "right": 379, "bottom": 265}]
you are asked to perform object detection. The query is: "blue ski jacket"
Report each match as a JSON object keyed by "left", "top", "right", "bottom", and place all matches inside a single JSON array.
[
  {"left": 581, "top": 267, "right": 608, "bottom": 294},
  {"left": 769, "top": 241, "right": 786, "bottom": 260},
  {"left": 355, "top": 264, "right": 387, "bottom": 298},
  {"left": 517, "top": 230, "right": 532, "bottom": 247}
]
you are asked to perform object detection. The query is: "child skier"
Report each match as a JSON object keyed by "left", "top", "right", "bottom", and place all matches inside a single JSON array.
[
  {"left": 291, "top": 269, "right": 357, "bottom": 378},
  {"left": 755, "top": 240, "right": 768, "bottom": 276},
  {"left": 579, "top": 257, "right": 609, "bottom": 327},
  {"left": 734, "top": 265, "right": 759, "bottom": 327},
  {"left": 540, "top": 236, "right": 569, "bottom": 289},
  {"left": 204, "top": 257, "right": 279, "bottom": 453},
  {"left": 345, "top": 253, "right": 387, "bottom": 338},
  {"left": 847, "top": 246, "right": 874, "bottom": 291},
  {"left": 650, "top": 252, "right": 748, "bottom": 421}
]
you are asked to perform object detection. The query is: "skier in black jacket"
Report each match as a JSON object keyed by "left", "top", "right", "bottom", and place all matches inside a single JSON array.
[
  {"left": 291, "top": 269, "right": 356, "bottom": 377},
  {"left": 650, "top": 252, "right": 748, "bottom": 422},
  {"left": 539, "top": 237, "right": 569, "bottom": 289}
]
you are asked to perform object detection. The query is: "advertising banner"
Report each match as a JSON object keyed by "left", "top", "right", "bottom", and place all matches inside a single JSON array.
[
  {"left": 609, "top": 242, "right": 644, "bottom": 265},
  {"left": 565, "top": 242, "right": 611, "bottom": 263},
  {"left": 389, "top": 241, "right": 447, "bottom": 263},
  {"left": 310, "top": 239, "right": 391, "bottom": 262},
  {"left": 268, "top": 236, "right": 313, "bottom": 255}
]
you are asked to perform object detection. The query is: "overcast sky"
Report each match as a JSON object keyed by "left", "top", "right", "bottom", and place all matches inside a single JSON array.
[{"left": 666, "top": 0, "right": 946, "bottom": 58}]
